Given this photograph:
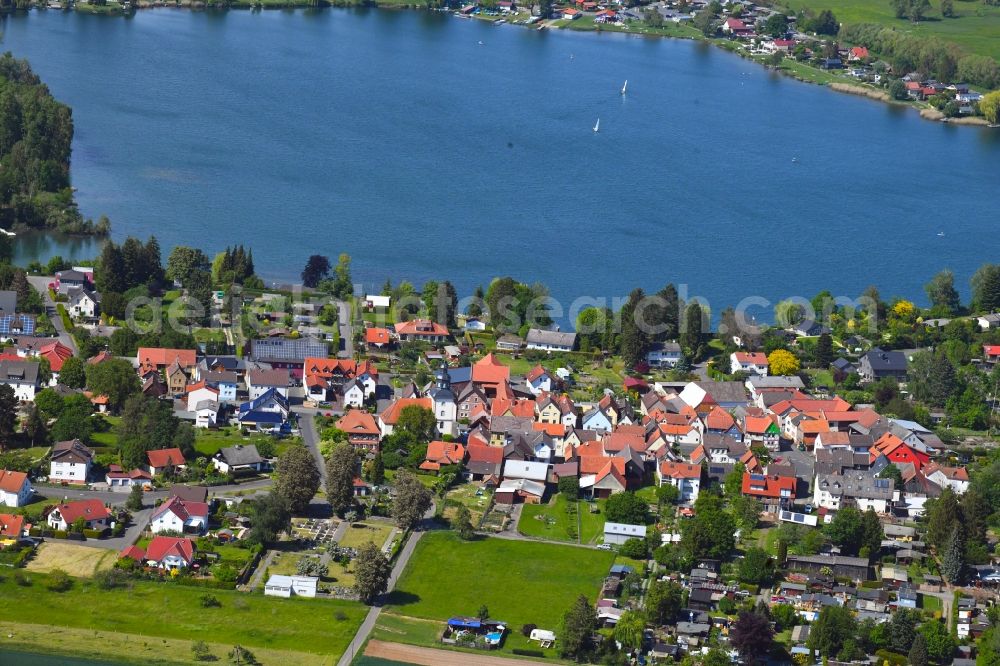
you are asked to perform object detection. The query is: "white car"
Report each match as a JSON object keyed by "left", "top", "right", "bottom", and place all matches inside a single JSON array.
[{"left": 596, "top": 543, "right": 613, "bottom": 551}]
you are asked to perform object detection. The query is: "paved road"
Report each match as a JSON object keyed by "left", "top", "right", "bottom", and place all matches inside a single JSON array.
[
  {"left": 27, "top": 274, "right": 78, "bottom": 355},
  {"left": 338, "top": 300, "right": 354, "bottom": 359},
  {"left": 297, "top": 412, "right": 328, "bottom": 485}
]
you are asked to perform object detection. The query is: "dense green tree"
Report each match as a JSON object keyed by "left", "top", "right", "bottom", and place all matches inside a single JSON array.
[
  {"left": 354, "top": 542, "right": 391, "bottom": 604},
  {"left": 808, "top": 605, "right": 857, "bottom": 658},
  {"left": 693, "top": 5, "right": 718, "bottom": 35},
  {"left": 244, "top": 492, "right": 291, "bottom": 547},
  {"left": 972, "top": 264, "right": 1000, "bottom": 312},
  {"left": 824, "top": 505, "right": 865, "bottom": 555},
  {"left": 941, "top": 524, "right": 966, "bottom": 584},
  {"left": 920, "top": 620, "right": 956, "bottom": 663},
  {"left": 814, "top": 332, "right": 834, "bottom": 367},
  {"left": 324, "top": 444, "right": 358, "bottom": 515},
  {"left": 23, "top": 403, "right": 46, "bottom": 446},
  {"left": 681, "top": 496, "right": 735, "bottom": 560},
  {"left": 34, "top": 388, "right": 65, "bottom": 419},
  {"left": 273, "top": 445, "right": 322, "bottom": 514},
  {"left": 369, "top": 452, "right": 385, "bottom": 485},
  {"left": 860, "top": 507, "right": 884, "bottom": 558},
  {"left": 604, "top": 492, "right": 649, "bottom": 524},
  {"left": 396, "top": 405, "right": 438, "bottom": 443},
  {"left": 645, "top": 580, "right": 683, "bottom": 624},
  {"left": 454, "top": 504, "right": 475, "bottom": 540},
  {"left": 738, "top": 547, "right": 772, "bottom": 585},
  {"left": 619, "top": 288, "right": 649, "bottom": 368},
  {"left": 731, "top": 609, "right": 773, "bottom": 664},
  {"left": 981, "top": 91, "right": 1000, "bottom": 125},
  {"left": 908, "top": 350, "right": 959, "bottom": 408},
  {"left": 300, "top": 255, "right": 331, "bottom": 288},
  {"left": 125, "top": 484, "right": 144, "bottom": 511},
  {"left": 926, "top": 487, "right": 962, "bottom": 550},
  {"left": 84, "top": 358, "right": 140, "bottom": 413},
  {"left": 730, "top": 495, "right": 762, "bottom": 532},
  {"left": 165, "top": 246, "right": 210, "bottom": 287},
  {"left": 925, "top": 269, "right": 962, "bottom": 315},
  {"left": 391, "top": 470, "right": 432, "bottom": 531},
  {"left": 680, "top": 302, "right": 704, "bottom": 354},
  {"left": 0, "top": 385, "right": 17, "bottom": 446},
  {"left": 762, "top": 12, "right": 788, "bottom": 36},
  {"left": 888, "top": 608, "right": 920, "bottom": 653},
  {"left": 613, "top": 610, "right": 646, "bottom": 651},
  {"left": 50, "top": 393, "right": 94, "bottom": 443},
  {"left": 560, "top": 594, "right": 597, "bottom": 661}
]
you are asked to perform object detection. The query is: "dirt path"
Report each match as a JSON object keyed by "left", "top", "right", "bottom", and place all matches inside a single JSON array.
[{"left": 364, "top": 640, "right": 552, "bottom": 666}]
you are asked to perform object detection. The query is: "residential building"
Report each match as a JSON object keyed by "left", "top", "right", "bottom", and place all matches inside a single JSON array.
[
  {"left": 67, "top": 287, "right": 101, "bottom": 319},
  {"left": 237, "top": 388, "right": 290, "bottom": 433},
  {"left": 730, "top": 351, "right": 769, "bottom": 376},
  {"left": 250, "top": 337, "right": 328, "bottom": 372},
  {"left": 646, "top": 342, "right": 682, "bottom": 368},
  {"left": 741, "top": 472, "right": 796, "bottom": 512},
  {"left": 859, "top": 348, "right": 908, "bottom": 383},
  {"left": 49, "top": 439, "right": 94, "bottom": 485},
  {"left": 419, "top": 441, "right": 466, "bottom": 472},
  {"left": 247, "top": 368, "right": 291, "bottom": 400},
  {"left": 0, "top": 470, "right": 32, "bottom": 507},
  {"left": 141, "top": 536, "right": 196, "bottom": 570},
  {"left": 814, "top": 473, "right": 894, "bottom": 513},
  {"left": 265, "top": 575, "right": 319, "bottom": 598},
  {"left": 0, "top": 359, "right": 40, "bottom": 401},
  {"left": 147, "top": 448, "right": 187, "bottom": 476},
  {"left": 47, "top": 499, "right": 110, "bottom": 531},
  {"left": 336, "top": 410, "right": 381, "bottom": 454},
  {"left": 656, "top": 461, "right": 701, "bottom": 502},
  {"left": 924, "top": 463, "right": 969, "bottom": 494},
  {"left": 150, "top": 496, "right": 209, "bottom": 535},
  {"left": 105, "top": 465, "right": 153, "bottom": 490},
  {"left": 394, "top": 319, "right": 450, "bottom": 343},
  {"left": 137, "top": 347, "right": 197, "bottom": 375},
  {"left": 525, "top": 328, "right": 576, "bottom": 352},
  {"left": 213, "top": 444, "right": 265, "bottom": 474},
  {"left": 0, "top": 513, "right": 28, "bottom": 546}
]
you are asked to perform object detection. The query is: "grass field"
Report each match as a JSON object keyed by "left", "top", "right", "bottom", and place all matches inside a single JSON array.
[
  {"left": 519, "top": 495, "right": 607, "bottom": 545},
  {"left": 387, "top": 533, "right": 614, "bottom": 630},
  {"left": 780, "top": 0, "right": 1000, "bottom": 62},
  {"left": 0, "top": 571, "right": 367, "bottom": 657},
  {"left": 339, "top": 521, "right": 395, "bottom": 550},
  {"left": 0, "top": 621, "right": 334, "bottom": 666},
  {"left": 25, "top": 542, "right": 117, "bottom": 576},
  {"left": 441, "top": 483, "right": 492, "bottom": 526}
]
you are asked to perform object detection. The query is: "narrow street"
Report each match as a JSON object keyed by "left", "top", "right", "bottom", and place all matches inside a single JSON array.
[
  {"left": 26, "top": 274, "right": 78, "bottom": 355},
  {"left": 297, "top": 411, "right": 327, "bottom": 485}
]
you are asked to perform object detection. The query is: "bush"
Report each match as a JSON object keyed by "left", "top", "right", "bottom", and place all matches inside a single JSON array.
[
  {"left": 619, "top": 538, "right": 649, "bottom": 560},
  {"left": 46, "top": 569, "right": 73, "bottom": 592},
  {"left": 83, "top": 528, "right": 104, "bottom": 539},
  {"left": 93, "top": 568, "right": 131, "bottom": 590},
  {"left": 199, "top": 594, "right": 222, "bottom": 608},
  {"left": 521, "top": 623, "right": 537, "bottom": 637},
  {"left": 13, "top": 571, "right": 31, "bottom": 587}
]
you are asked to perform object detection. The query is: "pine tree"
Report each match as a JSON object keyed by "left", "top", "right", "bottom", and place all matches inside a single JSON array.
[
  {"left": 369, "top": 452, "right": 385, "bottom": 485},
  {"left": 814, "top": 333, "right": 834, "bottom": 367},
  {"left": 324, "top": 444, "right": 358, "bottom": 515},
  {"left": 24, "top": 403, "right": 46, "bottom": 446},
  {"left": 680, "top": 302, "right": 704, "bottom": 354},
  {"left": 941, "top": 525, "right": 966, "bottom": 585},
  {"left": 908, "top": 633, "right": 929, "bottom": 666}
]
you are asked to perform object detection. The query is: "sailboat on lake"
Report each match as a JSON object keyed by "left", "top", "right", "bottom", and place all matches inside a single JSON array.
[
  {"left": 593, "top": 118, "right": 600, "bottom": 132},
  {"left": 621, "top": 80, "right": 628, "bottom": 95}
]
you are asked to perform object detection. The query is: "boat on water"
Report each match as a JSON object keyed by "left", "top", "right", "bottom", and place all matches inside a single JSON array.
[
  {"left": 593, "top": 118, "right": 600, "bottom": 133},
  {"left": 938, "top": 232, "right": 946, "bottom": 237},
  {"left": 621, "top": 80, "right": 628, "bottom": 95}
]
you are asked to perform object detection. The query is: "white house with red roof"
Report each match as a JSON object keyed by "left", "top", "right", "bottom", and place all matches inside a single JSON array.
[
  {"left": 0, "top": 469, "right": 32, "bottom": 507},
  {"left": 525, "top": 365, "right": 553, "bottom": 396},
  {"left": 47, "top": 499, "right": 111, "bottom": 531},
  {"left": 142, "top": 536, "right": 196, "bottom": 570},
  {"left": 656, "top": 462, "right": 702, "bottom": 502},
  {"left": 150, "top": 496, "right": 209, "bottom": 535},
  {"left": 923, "top": 463, "right": 969, "bottom": 494},
  {"left": 730, "top": 351, "right": 769, "bottom": 376},
  {"left": 984, "top": 345, "right": 1000, "bottom": 365},
  {"left": 721, "top": 17, "right": 753, "bottom": 36},
  {"left": 394, "top": 319, "right": 449, "bottom": 343},
  {"left": 105, "top": 465, "right": 153, "bottom": 490}
]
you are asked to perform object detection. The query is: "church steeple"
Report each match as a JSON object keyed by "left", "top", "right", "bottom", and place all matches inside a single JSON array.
[{"left": 435, "top": 360, "right": 451, "bottom": 391}]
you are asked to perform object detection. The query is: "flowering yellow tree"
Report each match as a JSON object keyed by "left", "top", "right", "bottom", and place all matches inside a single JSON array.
[
  {"left": 892, "top": 300, "right": 916, "bottom": 320},
  {"left": 768, "top": 349, "right": 800, "bottom": 376}
]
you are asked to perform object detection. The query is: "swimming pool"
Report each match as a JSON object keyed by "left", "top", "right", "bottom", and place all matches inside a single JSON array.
[{"left": 485, "top": 631, "right": 504, "bottom": 644}]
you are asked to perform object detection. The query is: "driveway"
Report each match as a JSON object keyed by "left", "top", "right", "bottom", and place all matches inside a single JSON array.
[
  {"left": 338, "top": 300, "right": 354, "bottom": 359},
  {"left": 27, "top": 274, "right": 78, "bottom": 355},
  {"left": 297, "top": 412, "right": 328, "bottom": 486}
]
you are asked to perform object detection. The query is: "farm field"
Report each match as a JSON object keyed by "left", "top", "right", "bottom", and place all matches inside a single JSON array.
[{"left": 25, "top": 542, "right": 116, "bottom": 576}]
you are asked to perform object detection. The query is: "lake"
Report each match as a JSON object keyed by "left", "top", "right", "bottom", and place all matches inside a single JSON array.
[{"left": 2, "top": 8, "right": 999, "bottom": 316}]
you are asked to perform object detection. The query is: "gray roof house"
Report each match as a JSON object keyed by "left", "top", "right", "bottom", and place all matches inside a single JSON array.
[
  {"left": 859, "top": 347, "right": 907, "bottom": 383},
  {"left": 212, "top": 444, "right": 265, "bottom": 474},
  {"left": 525, "top": 328, "right": 576, "bottom": 352}
]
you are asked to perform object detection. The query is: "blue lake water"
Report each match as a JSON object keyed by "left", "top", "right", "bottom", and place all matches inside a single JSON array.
[{"left": 2, "top": 8, "right": 999, "bottom": 314}]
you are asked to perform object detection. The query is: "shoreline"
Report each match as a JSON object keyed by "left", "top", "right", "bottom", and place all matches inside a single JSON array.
[{"left": 26, "top": 1, "right": 997, "bottom": 129}]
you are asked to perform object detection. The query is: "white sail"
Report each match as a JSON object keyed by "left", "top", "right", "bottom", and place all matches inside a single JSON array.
[
  {"left": 593, "top": 118, "right": 600, "bottom": 132},
  {"left": 621, "top": 80, "right": 628, "bottom": 95}
]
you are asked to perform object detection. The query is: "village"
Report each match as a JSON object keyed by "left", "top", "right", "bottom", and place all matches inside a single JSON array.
[{"left": 1, "top": 254, "right": 1000, "bottom": 666}]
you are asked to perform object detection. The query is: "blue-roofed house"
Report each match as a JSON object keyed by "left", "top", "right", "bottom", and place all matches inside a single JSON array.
[
  {"left": 0, "top": 314, "right": 35, "bottom": 339},
  {"left": 238, "top": 388, "right": 290, "bottom": 432}
]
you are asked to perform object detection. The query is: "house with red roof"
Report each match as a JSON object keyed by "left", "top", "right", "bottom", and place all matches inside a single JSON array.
[
  {"left": 137, "top": 347, "right": 197, "bottom": 375},
  {"left": 849, "top": 46, "right": 869, "bottom": 61},
  {"left": 47, "top": 499, "right": 111, "bottom": 531},
  {"left": 365, "top": 327, "right": 392, "bottom": 349},
  {"left": 0, "top": 469, "right": 32, "bottom": 508},
  {"left": 984, "top": 345, "right": 1000, "bottom": 365},
  {"left": 743, "top": 413, "right": 781, "bottom": 451},
  {"left": 0, "top": 513, "right": 28, "bottom": 546},
  {"left": 561, "top": 7, "right": 581, "bottom": 18},
  {"left": 730, "top": 351, "right": 769, "bottom": 376},
  {"left": 869, "top": 433, "right": 930, "bottom": 470},
  {"left": 577, "top": 456, "right": 628, "bottom": 498},
  {"left": 768, "top": 38, "right": 796, "bottom": 54},
  {"left": 657, "top": 462, "right": 702, "bottom": 502},
  {"left": 741, "top": 472, "right": 796, "bottom": 513},
  {"left": 466, "top": 443, "right": 504, "bottom": 484},
  {"left": 105, "top": 465, "right": 153, "bottom": 490},
  {"left": 419, "top": 441, "right": 466, "bottom": 473},
  {"left": 143, "top": 536, "right": 196, "bottom": 570},
  {"left": 37, "top": 341, "right": 73, "bottom": 381},
  {"left": 302, "top": 358, "right": 378, "bottom": 404},
  {"left": 526, "top": 365, "right": 553, "bottom": 395},
  {"left": 721, "top": 17, "right": 753, "bottom": 36},
  {"left": 394, "top": 319, "right": 449, "bottom": 343},
  {"left": 336, "top": 410, "right": 381, "bottom": 453},
  {"left": 147, "top": 448, "right": 187, "bottom": 476},
  {"left": 150, "top": 496, "right": 209, "bottom": 535},
  {"left": 923, "top": 463, "right": 969, "bottom": 494},
  {"left": 378, "top": 397, "right": 433, "bottom": 438}
]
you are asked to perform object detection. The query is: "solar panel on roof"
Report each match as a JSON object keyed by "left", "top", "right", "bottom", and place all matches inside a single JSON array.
[
  {"left": 794, "top": 514, "right": 805, "bottom": 523},
  {"left": 875, "top": 479, "right": 890, "bottom": 488},
  {"left": 750, "top": 473, "right": 766, "bottom": 481}
]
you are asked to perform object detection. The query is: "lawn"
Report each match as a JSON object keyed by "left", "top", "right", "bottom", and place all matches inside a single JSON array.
[
  {"left": 339, "top": 521, "right": 395, "bottom": 550},
  {"left": 0, "top": 571, "right": 367, "bottom": 657},
  {"left": 25, "top": 542, "right": 116, "bottom": 577},
  {"left": 441, "top": 482, "right": 492, "bottom": 526},
  {"left": 519, "top": 493, "right": 580, "bottom": 543},
  {"left": 387, "top": 532, "right": 614, "bottom": 631},
  {"left": 0, "top": 621, "right": 333, "bottom": 666},
  {"left": 193, "top": 428, "right": 248, "bottom": 457},
  {"left": 779, "top": 0, "right": 1000, "bottom": 62}
]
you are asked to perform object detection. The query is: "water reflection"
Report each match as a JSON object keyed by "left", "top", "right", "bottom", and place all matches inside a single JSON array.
[{"left": 12, "top": 232, "right": 104, "bottom": 267}]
